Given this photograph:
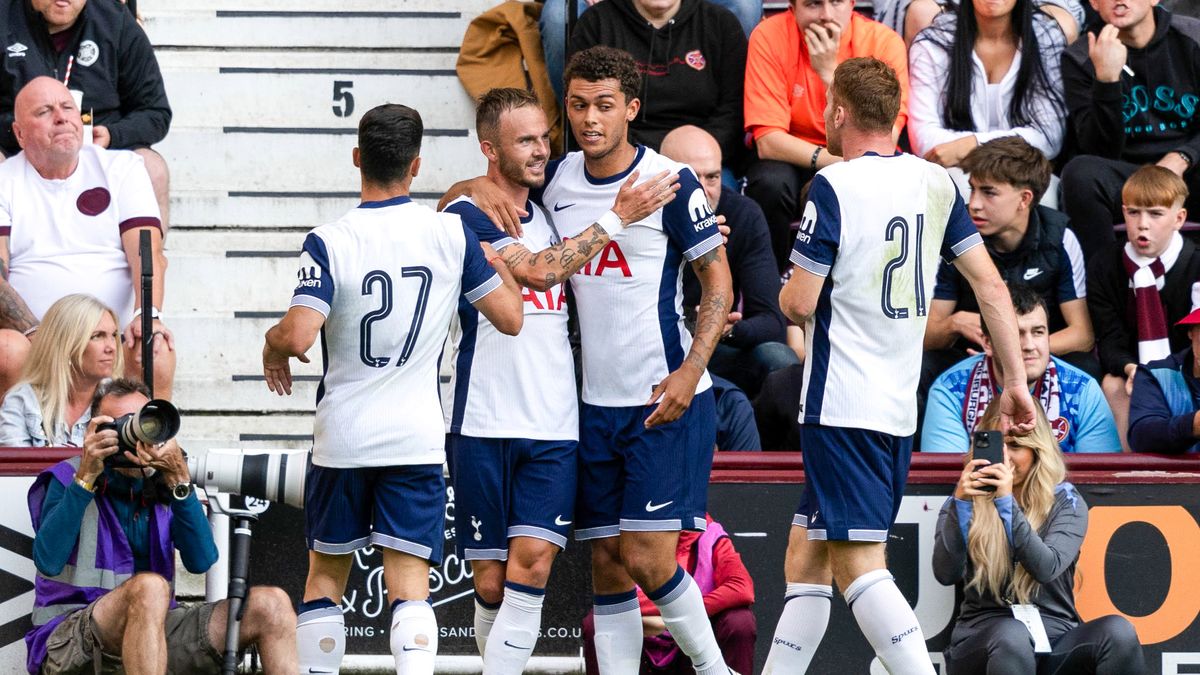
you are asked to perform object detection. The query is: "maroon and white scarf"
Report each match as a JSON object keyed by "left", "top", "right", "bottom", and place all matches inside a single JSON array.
[
  {"left": 963, "top": 357, "right": 1066, "bottom": 441},
  {"left": 1123, "top": 233, "right": 1183, "bottom": 364}
]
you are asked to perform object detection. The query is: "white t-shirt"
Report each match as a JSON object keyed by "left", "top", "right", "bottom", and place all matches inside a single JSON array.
[
  {"left": 537, "top": 146, "right": 722, "bottom": 407},
  {"left": 0, "top": 145, "right": 160, "bottom": 326},
  {"left": 291, "top": 196, "right": 501, "bottom": 468},
  {"left": 790, "top": 152, "right": 982, "bottom": 436},
  {"left": 441, "top": 197, "right": 578, "bottom": 440}
]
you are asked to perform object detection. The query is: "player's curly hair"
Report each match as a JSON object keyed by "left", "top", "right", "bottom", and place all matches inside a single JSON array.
[
  {"left": 476, "top": 88, "right": 541, "bottom": 142},
  {"left": 564, "top": 46, "right": 641, "bottom": 105},
  {"left": 358, "top": 103, "right": 423, "bottom": 185}
]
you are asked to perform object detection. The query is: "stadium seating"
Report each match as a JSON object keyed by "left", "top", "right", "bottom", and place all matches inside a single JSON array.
[{"left": 143, "top": 0, "right": 491, "bottom": 451}]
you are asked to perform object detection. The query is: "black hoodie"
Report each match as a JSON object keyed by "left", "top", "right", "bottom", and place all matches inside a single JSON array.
[
  {"left": 0, "top": 0, "right": 171, "bottom": 155},
  {"left": 1063, "top": 6, "right": 1200, "bottom": 165},
  {"left": 569, "top": 0, "right": 747, "bottom": 166}
]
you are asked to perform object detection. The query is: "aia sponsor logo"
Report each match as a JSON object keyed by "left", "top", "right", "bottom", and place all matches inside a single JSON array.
[{"left": 578, "top": 241, "right": 632, "bottom": 277}]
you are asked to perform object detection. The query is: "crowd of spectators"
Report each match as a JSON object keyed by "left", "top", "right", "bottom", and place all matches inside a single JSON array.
[
  {"left": 0, "top": 0, "right": 1189, "bottom": 670},
  {"left": 519, "top": 0, "right": 1200, "bottom": 457}
]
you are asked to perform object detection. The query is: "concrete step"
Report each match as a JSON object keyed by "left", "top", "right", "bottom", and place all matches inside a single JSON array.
[
  {"left": 168, "top": 190, "right": 370, "bottom": 230},
  {"left": 169, "top": 314, "right": 324, "bottom": 379},
  {"left": 174, "top": 374, "right": 318, "bottom": 413},
  {"left": 146, "top": 0, "right": 494, "bottom": 13},
  {"left": 143, "top": 6, "right": 481, "bottom": 50},
  {"left": 176, "top": 411, "right": 316, "bottom": 452},
  {"left": 158, "top": 52, "right": 474, "bottom": 130},
  {"left": 156, "top": 127, "right": 486, "bottom": 194},
  {"left": 163, "top": 230, "right": 307, "bottom": 314}
]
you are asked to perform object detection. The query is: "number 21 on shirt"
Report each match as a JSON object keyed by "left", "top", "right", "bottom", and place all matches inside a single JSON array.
[{"left": 880, "top": 214, "right": 926, "bottom": 320}]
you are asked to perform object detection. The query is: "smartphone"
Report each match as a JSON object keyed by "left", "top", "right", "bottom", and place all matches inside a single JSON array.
[{"left": 971, "top": 430, "right": 1004, "bottom": 493}]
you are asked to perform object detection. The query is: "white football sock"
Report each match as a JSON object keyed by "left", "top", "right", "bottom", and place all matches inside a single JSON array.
[
  {"left": 592, "top": 591, "right": 643, "bottom": 674},
  {"left": 390, "top": 600, "right": 438, "bottom": 675},
  {"left": 763, "top": 583, "right": 832, "bottom": 674},
  {"left": 473, "top": 593, "right": 501, "bottom": 656},
  {"left": 482, "top": 581, "right": 545, "bottom": 674},
  {"left": 297, "top": 599, "right": 345, "bottom": 675},
  {"left": 647, "top": 567, "right": 728, "bottom": 675},
  {"left": 845, "top": 570, "right": 934, "bottom": 675}
]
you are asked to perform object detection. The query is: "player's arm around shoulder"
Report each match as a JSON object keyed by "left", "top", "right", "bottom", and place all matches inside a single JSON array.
[{"left": 472, "top": 241, "right": 524, "bottom": 336}]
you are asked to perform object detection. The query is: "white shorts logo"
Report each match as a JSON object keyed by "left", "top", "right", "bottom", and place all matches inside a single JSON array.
[{"left": 76, "top": 40, "right": 99, "bottom": 67}]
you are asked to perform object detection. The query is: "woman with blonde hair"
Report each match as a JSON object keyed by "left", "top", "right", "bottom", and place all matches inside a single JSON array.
[
  {"left": 0, "top": 294, "right": 122, "bottom": 446},
  {"left": 933, "top": 401, "right": 1144, "bottom": 674}
]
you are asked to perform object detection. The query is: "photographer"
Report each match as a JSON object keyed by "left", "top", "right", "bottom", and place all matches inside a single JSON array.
[
  {"left": 24, "top": 378, "right": 297, "bottom": 674},
  {"left": 933, "top": 402, "right": 1144, "bottom": 674}
]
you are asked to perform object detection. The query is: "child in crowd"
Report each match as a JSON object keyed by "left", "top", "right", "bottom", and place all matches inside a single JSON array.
[
  {"left": 1087, "top": 166, "right": 1200, "bottom": 450},
  {"left": 924, "top": 137, "right": 1093, "bottom": 375}
]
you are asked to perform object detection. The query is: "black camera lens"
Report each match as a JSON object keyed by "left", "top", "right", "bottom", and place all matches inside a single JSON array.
[{"left": 101, "top": 399, "right": 181, "bottom": 468}]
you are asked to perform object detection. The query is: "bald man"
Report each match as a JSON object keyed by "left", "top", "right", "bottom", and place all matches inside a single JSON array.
[
  {"left": 662, "top": 126, "right": 798, "bottom": 402},
  {"left": 0, "top": 0, "right": 172, "bottom": 233},
  {"left": 0, "top": 77, "right": 173, "bottom": 399}
]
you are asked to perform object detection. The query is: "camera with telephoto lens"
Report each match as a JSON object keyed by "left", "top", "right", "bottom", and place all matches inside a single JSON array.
[
  {"left": 187, "top": 448, "right": 307, "bottom": 509},
  {"left": 99, "top": 399, "right": 181, "bottom": 469}
]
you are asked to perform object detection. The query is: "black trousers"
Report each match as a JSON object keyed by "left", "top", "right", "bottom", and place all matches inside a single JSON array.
[
  {"left": 945, "top": 613, "right": 1146, "bottom": 675},
  {"left": 743, "top": 159, "right": 817, "bottom": 273},
  {"left": 1060, "top": 154, "right": 1200, "bottom": 261}
]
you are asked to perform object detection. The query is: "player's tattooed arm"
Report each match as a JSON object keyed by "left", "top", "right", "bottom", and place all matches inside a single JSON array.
[
  {"left": 644, "top": 245, "right": 732, "bottom": 428},
  {"left": 498, "top": 223, "right": 609, "bottom": 291},
  {"left": 686, "top": 246, "right": 733, "bottom": 374}
]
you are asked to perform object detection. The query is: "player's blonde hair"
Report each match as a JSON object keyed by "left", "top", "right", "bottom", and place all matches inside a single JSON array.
[
  {"left": 966, "top": 401, "right": 1065, "bottom": 604},
  {"left": 20, "top": 294, "right": 123, "bottom": 442}
]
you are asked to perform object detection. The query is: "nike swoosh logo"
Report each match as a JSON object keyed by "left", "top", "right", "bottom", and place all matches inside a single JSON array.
[
  {"left": 555, "top": 515, "right": 572, "bottom": 526},
  {"left": 401, "top": 646, "right": 430, "bottom": 652},
  {"left": 308, "top": 670, "right": 334, "bottom": 674},
  {"left": 645, "top": 500, "right": 673, "bottom": 512},
  {"left": 504, "top": 640, "right": 533, "bottom": 650},
  {"left": 553, "top": 202, "right": 575, "bottom": 212},
  {"left": 1023, "top": 268, "right": 1042, "bottom": 280}
]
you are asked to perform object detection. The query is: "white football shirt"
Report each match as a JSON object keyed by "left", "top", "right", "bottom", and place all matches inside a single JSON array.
[
  {"left": 791, "top": 152, "right": 982, "bottom": 436},
  {"left": 291, "top": 196, "right": 501, "bottom": 468},
  {"left": 441, "top": 197, "right": 578, "bottom": 440},
  {"left": 0, "top": 145, "right": 160, "bottom": 327},
  {"left": 537, "top": 146, "right": 722, "bottom": 407}
]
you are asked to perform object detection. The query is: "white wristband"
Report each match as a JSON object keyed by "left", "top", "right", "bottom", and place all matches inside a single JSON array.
[
  {"left": 597, "top": 210, "right": 623, "bottom": 234},
  {"left": 131, "top": 306, "right": 161, "bottom": 320}
]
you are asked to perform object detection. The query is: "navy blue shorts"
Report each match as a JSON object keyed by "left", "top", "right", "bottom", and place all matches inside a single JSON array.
[
  {"left": 304, "top": 462, "right": 445, "bottom": 564},
  {"left": 446, "top": 434, "right": 577, "bottom": 560},
  {"left": 794, "top": 425, "right": 913, "bottom": 542},
  {"left": 576, "top": 389, "right": 716, "bottom": 540}
]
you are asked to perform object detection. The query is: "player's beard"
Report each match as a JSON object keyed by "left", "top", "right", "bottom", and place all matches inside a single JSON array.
[
  {"left": 499, "top": 151, "right": 545, "bottom": 189},
  {"left": 825, "top": 126, "right": 843, "bottom": 158}
]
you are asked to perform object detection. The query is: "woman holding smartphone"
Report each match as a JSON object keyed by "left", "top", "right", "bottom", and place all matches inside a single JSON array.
[{"left": 933, "top": 401, "right": 1145, "bottom": 674}]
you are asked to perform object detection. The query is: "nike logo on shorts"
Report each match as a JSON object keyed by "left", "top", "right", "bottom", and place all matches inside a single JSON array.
[
  {"left": 553, "top": 202, "right": 575, "bottom": 212},
  {"left": 645, "top": 500, "right": 673, "bottom": 512},
  {"left": 505, "top": 640, "right": 533, "bottom": 650},
  {"left": 555, "top": 515, "right": 572, "bottom": 526},
  {"left": 401, "top": 646, "right": 430, "bottom": 652}
]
